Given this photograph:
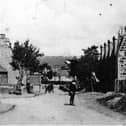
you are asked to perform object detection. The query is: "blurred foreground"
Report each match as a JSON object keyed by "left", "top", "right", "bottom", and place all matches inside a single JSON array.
[{"left": 0, "top": 87, "right": 126, "bottom": 125}]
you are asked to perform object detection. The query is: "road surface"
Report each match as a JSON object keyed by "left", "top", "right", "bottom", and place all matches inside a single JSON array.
[{"left": 0, "top": 88, "right": 125, "bottom": 125}]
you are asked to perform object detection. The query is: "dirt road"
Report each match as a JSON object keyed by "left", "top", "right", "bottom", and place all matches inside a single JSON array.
[{"left": 0, "top": 88, "right": 125, "bottom": 125}]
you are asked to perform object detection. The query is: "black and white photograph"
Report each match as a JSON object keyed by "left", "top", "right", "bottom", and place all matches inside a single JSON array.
[{"left": 0, "top": 0, "right": 126, "bottom": 125}]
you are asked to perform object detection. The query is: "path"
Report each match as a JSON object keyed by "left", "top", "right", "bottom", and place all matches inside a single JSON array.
[{"left": 0, "top": 88, "right": 125, "bottom": 125}]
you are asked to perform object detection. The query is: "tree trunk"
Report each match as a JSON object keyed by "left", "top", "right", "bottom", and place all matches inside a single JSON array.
[{"left": 17, "top": 65, "right": 24, "bottom": 86}]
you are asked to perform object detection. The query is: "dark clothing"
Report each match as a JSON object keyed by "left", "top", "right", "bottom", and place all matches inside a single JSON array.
[
  {"left": 26, "top": 82, "right": 33, "bottom": 93},
  {"left": 69, "top": 84, "right": 76, "bottom": 92},
  {"left": 69, "top": 83, "right": 76, "bottom": 105},
  {"left": 45, "top": 84, "right": 54, "bottom": 94},
  {"left": 70, "top": 93, "right": 75, "bottom": 105}
]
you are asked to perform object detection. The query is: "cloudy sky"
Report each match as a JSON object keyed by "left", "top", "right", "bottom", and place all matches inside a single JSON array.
[{"left": 0, "top": 0, "right": 126, "bottom": 56}]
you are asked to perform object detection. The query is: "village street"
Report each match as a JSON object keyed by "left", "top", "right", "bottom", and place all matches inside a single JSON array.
[{"left": 0, "top": 87, "right": 125, "bottom": 125}]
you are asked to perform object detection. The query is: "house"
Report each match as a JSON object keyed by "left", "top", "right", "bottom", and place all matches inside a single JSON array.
[
  {"left": 0, "top": 65, "right": 8, "bottom": 84},
  {"left": 0, "top": 34, "right": 18, "bottom": 84}
]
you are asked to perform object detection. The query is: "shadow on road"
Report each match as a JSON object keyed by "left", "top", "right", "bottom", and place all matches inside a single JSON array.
[{"left": 64, "top": 103, "right": 75, "bottom": 106}]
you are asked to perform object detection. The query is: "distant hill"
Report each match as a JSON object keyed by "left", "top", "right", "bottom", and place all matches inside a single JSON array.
[{"left": 39, "top": 56, "right": 73, "bottom": 69}]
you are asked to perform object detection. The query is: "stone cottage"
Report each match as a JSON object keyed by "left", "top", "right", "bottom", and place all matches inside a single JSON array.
[{"left": 0, "top": 34, "right": 18, "bottom": 84}]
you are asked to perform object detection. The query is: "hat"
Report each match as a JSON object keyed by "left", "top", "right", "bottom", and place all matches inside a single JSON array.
[{"left": 72, "top": 81, "right": 76, "bottom": 85}]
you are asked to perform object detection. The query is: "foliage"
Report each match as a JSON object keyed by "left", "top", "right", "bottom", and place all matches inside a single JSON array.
[
  {"left": 38, "top": 63, "right": 53, "bottom": 81},
  {"left": 66, "top": 45, "right": 99, "bottom": 90},
  {"left": 66, "top": 57, "right": 79, "bottom": 77},
  {"left": 96, "top": 50, "right": 116, "bottom": 92},
  {"left": 10, "top": 40, "right": 44, "bottom": 84}
]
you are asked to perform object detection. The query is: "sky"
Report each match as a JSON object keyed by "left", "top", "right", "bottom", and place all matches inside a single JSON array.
[{"left": 0, "top": 0, "right": 126, "bottom": 56}]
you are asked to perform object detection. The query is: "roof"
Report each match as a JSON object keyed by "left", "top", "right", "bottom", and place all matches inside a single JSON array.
[{"left": 0, "top": 65, "right": 7, "bottom": 72}]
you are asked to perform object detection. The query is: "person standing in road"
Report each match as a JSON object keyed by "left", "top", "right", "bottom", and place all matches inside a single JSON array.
[
  {"left": 69, "top": 81, "right": 76, "bottom": 105},
  {"left": 26, "top": 79, "right": 32, "bottom": 93}
]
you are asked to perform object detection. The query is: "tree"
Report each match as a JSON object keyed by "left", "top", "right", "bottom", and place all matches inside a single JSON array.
[
  {"left": 79, "top": 46, "right": 99, "bottom": 90},
  {"left": 81, "top": 45, "right": 99, "bottom": 72},
  {"left": 65, "top": 57, "right": 78, "bottom": 78},
  {"left": 38, "top": 63, "right": 53, "bottom": 81},
  {"left": 96, "top": 40, "right": 117, "bottom": 92},
  {"left": 10, "top": 40, "right": 44, "bottom": 86},
  {"left": 66, "top": 45, "right": 99, "bottom": 90}
]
